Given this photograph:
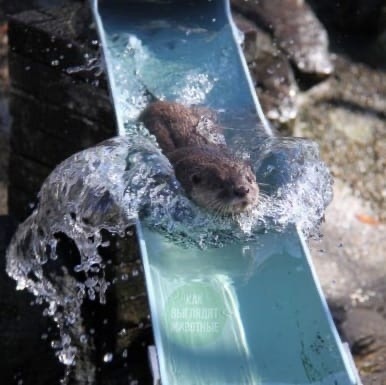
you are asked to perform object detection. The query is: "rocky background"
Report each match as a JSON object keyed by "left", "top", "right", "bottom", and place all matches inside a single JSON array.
[
  {"left": 0, "top": 0, "right": 385, "bottom": 384},
  {"left": 232, "top": 1, "right": 386, "bottom": 382}
]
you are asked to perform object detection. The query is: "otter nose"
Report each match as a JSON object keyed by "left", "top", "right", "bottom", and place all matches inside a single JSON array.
[{"left": 233, "top": 186, "right": 249, "bottom": 198}]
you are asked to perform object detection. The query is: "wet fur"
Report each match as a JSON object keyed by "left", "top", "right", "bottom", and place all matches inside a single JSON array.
[
  {"left": 140, "top": 101, "right": 224, "bottom": 153},
  {"left": 140, "top": 101, "right": 259, "bottom": 214}
]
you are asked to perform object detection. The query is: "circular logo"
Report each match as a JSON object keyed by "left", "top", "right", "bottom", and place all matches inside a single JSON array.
[{"left": 164, "top": 282, "right": 227, "bottom": 347}]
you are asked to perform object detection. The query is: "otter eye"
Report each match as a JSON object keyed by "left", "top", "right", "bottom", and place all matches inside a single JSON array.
[
  {"left": 191, "top": 174, "right": 202, "bottom": 184},
  {"left": 246, "top": 176, "right": 253, "bottom": 183}
]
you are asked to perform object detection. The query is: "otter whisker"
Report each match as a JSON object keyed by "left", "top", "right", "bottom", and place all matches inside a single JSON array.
[{"left": 257, "top": 191, "right": 271, "bottom": 201}]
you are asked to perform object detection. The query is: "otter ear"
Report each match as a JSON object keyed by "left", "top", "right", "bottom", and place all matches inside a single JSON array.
[{"left": 191, "top": 173, "right": 202, "bottom": 185}]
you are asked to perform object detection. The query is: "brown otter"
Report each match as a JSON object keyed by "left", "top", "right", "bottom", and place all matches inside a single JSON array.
[{"left": 140, "top": 101, "right": 259, "bottom": 215}]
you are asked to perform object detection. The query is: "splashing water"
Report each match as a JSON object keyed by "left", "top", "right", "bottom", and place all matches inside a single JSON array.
[
  {"left": 6, "top": 28, "right": 333, "bottom": 382},
  {"left": 96, "top": 31, "right": 332, "bottom": 240},
  {"left": 6, "top": 130, "right": 332, "bottom": 378}
]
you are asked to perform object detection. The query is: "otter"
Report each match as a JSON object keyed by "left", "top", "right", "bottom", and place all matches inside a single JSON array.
[{"left": 140, "top": 101, "right": 259, "bottom": 215}]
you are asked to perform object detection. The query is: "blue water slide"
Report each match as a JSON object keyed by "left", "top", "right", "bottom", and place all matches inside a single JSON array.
[{"left": 90, "top": 1, "right": 361, "bottom": 384}]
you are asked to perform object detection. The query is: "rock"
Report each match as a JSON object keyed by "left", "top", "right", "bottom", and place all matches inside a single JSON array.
[
  {"left": 233, "top": 12, "right": 298, "bottom": 130},
  {"left": 294, "top": 49, "right": 386, "bottom": 383},
  {"left": 341, "top": 308, "right": 386, "bottom": 353},
  {"left": 232, "top": 0, "right": 333, "bottom": 77},
  {"left": 295, "top": 55, "right": 386, "bottom": 222},
  {"left": 308, "top": 0, "right": 385, "bottom": 35},
  {"left": 340, "top": 308, "right": 386, "bottom": 383},
  {"left": 374, "top": 27, "right": 386, "bottom": 68},
  {"left": 8, "top": 4, "right": 105, "bottom": 85},
  {"left": 232, "top": 12, "right": 260, "bottom": 63},
  {"left": 7, "top": 3, "right": 116, "bottom": 220},
  {"left": 307, "top": 0, "right": 386, "bottom": 68},
  {"left": 250, "top": 49, "right": 297, "bottom": 129}
]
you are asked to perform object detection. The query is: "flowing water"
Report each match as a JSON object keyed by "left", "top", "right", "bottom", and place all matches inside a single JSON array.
[{"left": 6, "top": 29, "right": 333, "bottom": 383}]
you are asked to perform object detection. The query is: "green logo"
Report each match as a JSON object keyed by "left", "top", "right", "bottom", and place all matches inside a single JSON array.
[{"left": 164, "top": 283, "right": 227, "bottom": 347}]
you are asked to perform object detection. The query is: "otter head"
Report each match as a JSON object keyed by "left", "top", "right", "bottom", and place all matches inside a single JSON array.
[{"left": 168, "top": 146, "right": 259, "bottom": 215}]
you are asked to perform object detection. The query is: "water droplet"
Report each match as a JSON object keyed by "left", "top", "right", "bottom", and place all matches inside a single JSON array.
[
  {"left": 80, "top": 334, "right": 88, "bottom": 344},
  {"left": 58, "top": 346, "right": 77, "bottom": 365},
  {"left": 103, "top": 352, "right": 113, "bottom": 363},
  {"left": 87, "top": 288, "right": 96, "bottom": 300},
  {"left": 66, "top": 311, "right": 77, "bottom": 325},
  {"left": 51, "top": 60, "right": 60, "bottom": 67},
  {"left": 51, "top": 340, "right": 61, "bottom": 349}
]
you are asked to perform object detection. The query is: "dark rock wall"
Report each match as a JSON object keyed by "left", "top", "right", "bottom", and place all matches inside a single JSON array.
[
  {"left": 7, "top": 2, "right": 116, "bottom": 220},
  {"left": 2, "top": 5, "right": 153, "bottom": 384}
]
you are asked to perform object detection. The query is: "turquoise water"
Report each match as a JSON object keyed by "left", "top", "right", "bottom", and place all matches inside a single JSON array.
[
  {"left": 140, "top": 227, "right": 353, "bottom": 385},
  {"left": 99, "top": 0, "right": 258, "bottom": 117},
  {"left": 98, "top": 0, "right": 332, "bottom": 240}
]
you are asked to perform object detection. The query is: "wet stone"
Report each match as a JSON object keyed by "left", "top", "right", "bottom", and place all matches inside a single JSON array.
[
  {"left": 307, "top": 0, "right": 386, "bottom": 68},
  {"left": 232, "top": 13, "right": 260, "bottom": 63},
  {"left": 341, "top": 308, "right": 386, "bottom": 352},
  {"left": 10, "top": 113, "right": 101, "bottom": 168},
  {"left": 327, "top": 107, "right": 375, "bottom": 145},
  {"left": 10, "top": 89, "right": 113, "bottom": 144},
  {"left": 340, "top": 308, "right": 386, "bottom": 382},
  {"left": 8, "top": 53, "right": 113, "bottom": 127},
  {"left": 250, "top": 50, "right": 297, "bottom": 129},
  {"left": 308, "top": 0, "right": 386, "bottom": 35},
  {"left": 232, "top": 0, "right": 333, "bottom": 77},
  {"left": 234, "top": 12, "right": 298, "bottom": 130},
  {"left": 295, "top": 55, "right": 386, "bottom": 221},
  {"left": 8, "top": 152, "right": 51, "bottom": 194},
  {"left": 8, "top": 3, "right": 107, "bottom": 87},
  {"left": 7, "top": 2, "right": 117, "bottom": 221}
]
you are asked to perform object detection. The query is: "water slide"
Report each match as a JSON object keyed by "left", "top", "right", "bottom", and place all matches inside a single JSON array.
[{"left": 90, "top": 1, "right": 361, "bottom": 384}]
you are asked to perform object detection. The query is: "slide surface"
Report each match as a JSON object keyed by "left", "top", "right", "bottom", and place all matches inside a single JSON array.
[{"left": 91, "top": 1, "right": 358, "bottom": 384}]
